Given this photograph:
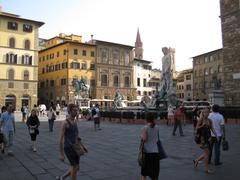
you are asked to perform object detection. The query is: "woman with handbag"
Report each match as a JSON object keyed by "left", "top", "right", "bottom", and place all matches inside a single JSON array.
[
  {"left": 26, "top": 109, "right": 40, "bottom": 152},
  {"left": 140, "top": 113, "right": 160, "bottom": 180},
  {"left": 57, "top": 104, "right": 81, "bottom": 180},
  {"left": 47, "top": 107, "right": 56, "bottom": 132},
  {"left": 193, "top": 107, "right": 218, "bottom": 174}
]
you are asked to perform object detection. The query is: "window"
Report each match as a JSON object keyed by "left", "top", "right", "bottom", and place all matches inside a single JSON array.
[
  {"left": 8, "top": 82, "right": 14, "bottom": 88},
  {"left": 124, "top": 77, "right": 130, "bottom": 87},
  {"left": 8, "top": 69, "right": 14, "bottom": 80},
  {"left": 24, "top": 83, "right": 29, "bottom": 89},
  {"left": 143, "top": 78, "right": 147, "bottom": 87},
  {"left": 209, "top": 67, "right": 214, "bottom": 74},
  {"left": 113, "top": 76, "right": 119, "bottom": 87},
  {"left": 55, "top": 64, "right": 61, "bottom": 71},
  {"left": 9, "top": 38, "right": 15, "bottom": 48},
  {"left": 73, "top": 49, "right": 78, "bottom": 55},
  {"left": 125, "top": 52, "right": 130, "bottom": 65},
  {"left": 82, "top": 50, "right": 86, "bottom": 56},
  {"left": 6, "top": 53, "right": 17, "bottom": 64},
  {"left": 57, "top": 51, "right": 60, "bottom": 57},
  {"left": 101, "top": 49, "right": 108, "bottom": 63},
  {"left": 23, "top": 70, "right": 29, "bottom": 80},
  {"left": 186, "top": 84, "right": 191, "bottom": 91},
  {"left": 62, "top": 62, "right": 68, "bottom": 69},
  {"left": 8, "top": 22, "right": 18, "bottom": 30},
  {"left": 204, "top": 56, "right": 209, "bottom": 63},
  {"left": 50, "top": 80, "right": 55, "bottom": 87},
  {"left": 137, "top": 78, "right": 140, "bottom": 86},
  {"left": 148, "top": 92, "right": 152, "bottom": 96},
  {"left": 22, "top": 55, "right": 32, "bottom": 65},
  {"left": 24, "top": 40, "right": 30, "bottom": 49},
  {"left": 210, "top": 55, "right": 214, "bottom": 62},
  {"left": 90, "top": 63, "right": 95, "bottom": 70},
  {"left": 101, "top": 74, "right": 108, "bottom": 86},
  {"left": 186, "top": 74, "right": 191, "bottom": 80},
  {"left": 71, "top": 61, "right": 80, "bottom": 69},
  {"left": 64, "top": 49, "right": 67, "bottom": 55},
  {"left": 204, "top": 68, "right": 208, "bottom": 76},
  {"left": 42, "top": 68, "right": 45, "bottom": 74},
  {"left": 61, "top": 78, "right": 67, "bottom": 86},
  {"left": 23, "top": 24, "right": 32, "bottom": 32},
  {"left": 91, "top": 51, "right": 95, "bottom": 57},
  {"left": 137, "top": 91, "right": 141, "bottom": 95},
  {"left": 82, "top": 63, "right": 87, "bottom": 69},
  {"left": 113, "top": 50, "right": 119, "bottom": 65},
  {"left": 144, "top": 91, "right": 147, "bottom": 96}
]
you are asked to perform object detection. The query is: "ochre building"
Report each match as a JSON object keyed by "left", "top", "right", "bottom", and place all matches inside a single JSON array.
[
  {"left": 38, "top": 34, "right": 96, "bottom": 106},
  {"left": 0, "top": 9, "right": 44, "bottom": 110}
]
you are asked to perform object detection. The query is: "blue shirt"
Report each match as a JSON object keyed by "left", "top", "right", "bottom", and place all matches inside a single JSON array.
[{"left": 0, "top": 112, "right": 15, "bottom": 132}]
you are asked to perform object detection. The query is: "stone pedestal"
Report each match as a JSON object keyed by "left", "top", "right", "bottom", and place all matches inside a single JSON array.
[{"left": 209, "top": 90, "right": 224, "bottom": 106}]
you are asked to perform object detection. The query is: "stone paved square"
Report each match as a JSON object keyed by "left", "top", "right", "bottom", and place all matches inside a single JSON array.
[{"left": 0, "top": 114, "right": 239, "bottom": 180}]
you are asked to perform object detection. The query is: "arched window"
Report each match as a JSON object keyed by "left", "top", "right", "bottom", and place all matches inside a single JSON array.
[
  {"left": 8, "top": 69, "right": 15, "bottom": 80},
  {"left": 24, "top": 40, "right": 30, "bottom": 50},
  {"left": 124, "top": 76, "right": 130, "bottom": 87},
  {"left": 9, "top": 37, "right": 15, "bottom": 48},
  {"left": 23, "top": 70, "right": 29, "bottom": 80},
  {"left": 113, "top": 75, "right": 119, "bottom": 87},
  {"left": 22, "top": 55, "right": 32, "bottom": 65}
]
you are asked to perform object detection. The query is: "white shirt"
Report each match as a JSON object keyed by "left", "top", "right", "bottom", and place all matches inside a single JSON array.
[
  {"left": 168, "top": 107, "right": 174, "bottom": 116},
  {"left": 208, "top": 112, "right": 225, "bottom": 137}
]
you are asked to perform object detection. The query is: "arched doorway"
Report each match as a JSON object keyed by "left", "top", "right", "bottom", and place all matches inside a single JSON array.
[{"left": 5, "top": 95, "right": 16, "bottom": 109}]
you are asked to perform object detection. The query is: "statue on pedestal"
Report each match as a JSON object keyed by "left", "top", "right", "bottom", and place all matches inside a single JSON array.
[{"left": 72, "top": 78, "right": 89, "bottom": 98}]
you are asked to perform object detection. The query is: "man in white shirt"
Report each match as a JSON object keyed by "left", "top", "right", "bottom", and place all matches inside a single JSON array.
[{"left": 208, "top": 104, "right": 225, "bottom": 166}]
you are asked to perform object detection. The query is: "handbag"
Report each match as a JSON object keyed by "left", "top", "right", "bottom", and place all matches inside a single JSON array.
[
  {"left": 157, "top": 131, "right": 167, "bottom": 160},
  {"left": 222, "top": 137, "right": 229, "bottom": 151},
  {"left": 72, "top": 138, "right": 88, "bottom": 156},
  {"left": 138, "top": 140, "right": 145, "bottom": 167}
]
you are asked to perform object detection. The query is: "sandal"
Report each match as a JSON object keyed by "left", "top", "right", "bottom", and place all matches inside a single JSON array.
[{"left": 193, "top": 160, "right": 198, "bottom": 168}]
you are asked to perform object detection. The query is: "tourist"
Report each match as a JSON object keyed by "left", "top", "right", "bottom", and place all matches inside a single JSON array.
[
  {"left": 0, "top": 106, "right": 7, "bottom": 153},
  {"left": 140, "top": 113, "right": 160, "bottom": 180},
  {"left": 56, "top": 103, "right": 61, "bottom": 118},
  {"left": 0, "top": 105, "right": 16, "bottom": 155},
  {"left": 167, "top": 105, "right": 174, "bottom": 125},
  {"left": 193, "top": 107, "right": 218, "bottom": 173},
  {"left": 208, "top": 104, "right": 225, "bottom": 166},
  {"left": 92, "top": 104, "right": 101, "bottom": 131},
  {"left": 63, "top": 104, "right": 69, "bottom": 119},
  {"left": 57, "top": 104, "right": 82, "bottom": 180},
  {"left": 26, "top": 109, "right": 40, "bottom": 152},
  {"left": 47, "top": 107, "right": 56, "bottom": 132},
  {"left": 21, "top": 104, "right": 28, "bottom": 122},
  {"left": 172, "top": 105, "right": 185, "bottom": 136},
  {"left": 192, "top": 103, "right": 199, "bottom": 133}
]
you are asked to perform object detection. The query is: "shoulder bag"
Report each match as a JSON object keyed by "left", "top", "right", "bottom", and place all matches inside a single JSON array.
[{"left": 157, "top": 130, "right": 167, "bottom": 160}]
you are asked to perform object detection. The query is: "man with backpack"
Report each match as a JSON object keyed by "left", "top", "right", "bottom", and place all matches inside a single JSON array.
[{"left": 92, "top": 104, "right": 101, "bottom": 131}]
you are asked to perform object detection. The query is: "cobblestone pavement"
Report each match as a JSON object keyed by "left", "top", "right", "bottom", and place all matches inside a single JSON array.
[{"left": 0, "top": 113, "right": 239, "bottom": 180}]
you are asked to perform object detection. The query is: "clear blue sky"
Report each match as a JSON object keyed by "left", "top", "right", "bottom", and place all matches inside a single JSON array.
[{"left": 0, "top": 0, "right": 222, "bottom": 71}]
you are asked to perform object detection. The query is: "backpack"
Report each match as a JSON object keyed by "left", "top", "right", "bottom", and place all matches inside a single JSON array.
[{"left": 91, "top": 108, "right": 96, "bottom": 115}]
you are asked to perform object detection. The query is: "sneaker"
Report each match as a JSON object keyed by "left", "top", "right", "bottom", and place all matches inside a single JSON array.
[
  {"left": 33, "top": 148, "right": 37, "bottom": 152},
  {"left": 215, "top": 162, "right": 223, "bottom": 166},
  {"left": 7, "top": 150, "right": 13, "bottom": 156}
]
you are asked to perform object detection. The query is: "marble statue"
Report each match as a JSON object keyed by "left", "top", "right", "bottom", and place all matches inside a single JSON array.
[
  {"left": 72, "top": 79, "right": 89, "bottom": 98},
  {"left": 112, "top": 91, "right": 126, "bottom": 110}
]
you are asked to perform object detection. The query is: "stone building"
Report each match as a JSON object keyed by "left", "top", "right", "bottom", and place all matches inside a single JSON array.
[
  {"left": 176, "top": 69, "right": 193, "bottom": 101},
  {"left": 0, "top": 8, "right": 44, "bottom": 110},
  {"left": 192, "top": 49, "right": 223, "bottom": 101},
  {"left": 90, "top": 39, "right": 136, "bottom": 101},
  {"left": 220, "top": 0, "right": 240, "bottom": 105}
]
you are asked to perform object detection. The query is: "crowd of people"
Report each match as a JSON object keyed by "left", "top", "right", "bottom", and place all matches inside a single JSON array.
[{"left": 0, "top": 102, "right": 227, "bottom": 180}]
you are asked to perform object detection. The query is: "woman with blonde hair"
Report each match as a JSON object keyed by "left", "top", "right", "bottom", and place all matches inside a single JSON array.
[{"left": 193, "top": 107, "right": 218, "bottom": 173}]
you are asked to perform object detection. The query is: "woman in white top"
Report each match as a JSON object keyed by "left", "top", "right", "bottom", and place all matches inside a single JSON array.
[
  {"left": 140, "top": 114, "right": 160, "bottom": 180},
  {"left": 167, "top": 105, "right": 174, "bottom": 125},
  {"left": 47, "top": 107, "right": 56, "bottom": 132}
]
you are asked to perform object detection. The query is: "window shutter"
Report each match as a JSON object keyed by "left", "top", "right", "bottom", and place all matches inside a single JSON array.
[{"left": 29, "top": 56, "right": 32, "bottom": 65}]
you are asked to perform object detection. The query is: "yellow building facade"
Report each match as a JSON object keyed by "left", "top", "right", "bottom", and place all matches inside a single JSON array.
[
  {"left": 38, "top": 34, "right": 96, "bottom": 106},
  {"left": 0, "top": 10, "right": 44, "bottom": 111}
]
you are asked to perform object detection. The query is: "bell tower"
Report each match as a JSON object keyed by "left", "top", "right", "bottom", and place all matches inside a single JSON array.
[{"left": 134, "top": 28, "right": 143, "bottom": 59}]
